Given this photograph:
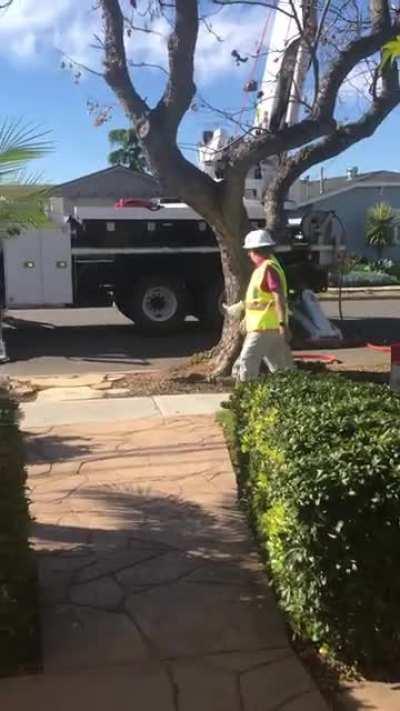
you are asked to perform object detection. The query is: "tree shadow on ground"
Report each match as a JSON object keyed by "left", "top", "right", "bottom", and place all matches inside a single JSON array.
[
  {"left": 24, "top": 433, "right": 96, "bottom": 465},
  {"left": 32, "top": 485, "right": 250, "bottom": 561},
  {"left": 2, "top": 316, "right": 218, "bottom": 367},
  {"left": 30, "top": 485, "right": 396, "bottom": 710},
  {"left": 331, "top": 317, "right": 400, "bottom": 345},
  {"left": 25, "top": 432, "right": 229, "bottom": 468}
]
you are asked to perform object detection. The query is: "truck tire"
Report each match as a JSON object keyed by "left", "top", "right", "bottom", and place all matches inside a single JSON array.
[
  {"left": 116, "top": 275, "right": 187, "bottom": 334},
  {"left": 197, "top": 280, "right": 225, "bottom": 330}
]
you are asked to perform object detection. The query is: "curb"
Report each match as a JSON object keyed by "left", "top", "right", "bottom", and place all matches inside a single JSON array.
[{"left": 321, "top": 287, "right": 400, "bottom": 301}]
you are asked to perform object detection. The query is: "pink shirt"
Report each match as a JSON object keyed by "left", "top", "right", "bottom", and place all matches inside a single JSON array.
[{"left": 251, "top": 254, "right": 281, "bottom": 292}]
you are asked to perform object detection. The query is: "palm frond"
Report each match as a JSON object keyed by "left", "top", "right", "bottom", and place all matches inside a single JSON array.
[
  {"left": 0, "top": 119, "right": 53, "bottom": 236},
  {"left": 0, "top": 119, "right": 52, "bottom": 182},
  {"left": 366, "top": 202, "right": 397, "bottom": 249}
]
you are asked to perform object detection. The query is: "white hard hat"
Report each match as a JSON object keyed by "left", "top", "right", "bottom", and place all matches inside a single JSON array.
[{"left": 243, "top": 229, "right": 276, "bottom": 250}]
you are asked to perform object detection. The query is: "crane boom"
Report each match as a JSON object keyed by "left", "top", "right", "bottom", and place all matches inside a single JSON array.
[
  {"left": 255, "top": 0, "right": 316, "bottom": 131},
  {"left": 198, "top": 0, "right": 317, "bottom": 187}
]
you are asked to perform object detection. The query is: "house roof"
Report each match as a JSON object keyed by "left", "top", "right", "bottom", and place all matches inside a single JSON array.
[
  {"left": 296, "top": 170, "right": 400, "bottom": 207},
  {"left": 51, "top": 165, "right": 162, "bottom": 199}
]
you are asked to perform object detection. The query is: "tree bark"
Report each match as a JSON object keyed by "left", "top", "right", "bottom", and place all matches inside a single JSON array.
[
  {"left": 264, "top": 186, "right": 288, "bottom": 242},
  {"left": 209, "top": 229, "right": 248, "bottom": 377},
  {"left": 206, "top": 190, "right": 252, "bottom": 376}
]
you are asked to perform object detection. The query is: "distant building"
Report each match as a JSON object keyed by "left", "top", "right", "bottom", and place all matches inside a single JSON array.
[
  {"left": 50, "top": 164, "right": 163, "bottom": 214},
  {"left": 291, "top": 170, "right": 400, "bottom": 260}
]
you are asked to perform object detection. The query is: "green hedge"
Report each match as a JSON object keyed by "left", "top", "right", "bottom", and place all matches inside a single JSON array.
[
  {"left": 0, "top": 388, "right": 39, "bottom": 676},
  {"left": 230, "top": 372, "right": 400, "bottom": 669},
  {"left": 386, "top": 263, "right": 400, "bottom": 282},
  {"left": 330, "top": 270, "right": 399, "bottom": 287}
]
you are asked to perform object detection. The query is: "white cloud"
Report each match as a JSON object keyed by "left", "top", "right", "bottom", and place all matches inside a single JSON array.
[
  {"left": 0, "top": 0, "right": 267, "bottom": 83},
  {"left": 1, "top": 0, "right": 372, "bottom": 103},
  {"left": 9, "top": 30, "right": 36, "bottom": 58},
  {"left": 0, "top": 0, "right": 99, "bottom": 66}
]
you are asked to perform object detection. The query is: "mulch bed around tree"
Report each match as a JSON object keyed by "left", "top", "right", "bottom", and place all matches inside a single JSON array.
[
  {"left": 116, "top": 363, "right": 234, "bottom": 397},
  {"left": 117, "top": 357, "right": 390, "bottom": 397}
]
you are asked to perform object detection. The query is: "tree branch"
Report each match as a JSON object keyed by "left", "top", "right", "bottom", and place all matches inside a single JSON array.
[
  {"left": 266, "top": 71, "right": 400, "bottom": 204},
  {"left": 100, "top": 0, "right": 149, "bottom": 123},
  {"left": 155, "top": 0, "right": 199, "bottom": 137},
  {"left": 229, "top": 115, "right": 336, "bottom": 174},
  {"left": 212, "top": 0, "right": 295, "bottom": 20},
  {"left": 58, "top": 51, "right": 104, "bottom": 79},
  {"left": 228, "top": 3, "right": 399, "bottom": 174},
  {"left": 128, "top": 60, "right": 169, "bottom": 76},
  {"left": 315, "top": 9, "right": 398, "bottom": 119}
]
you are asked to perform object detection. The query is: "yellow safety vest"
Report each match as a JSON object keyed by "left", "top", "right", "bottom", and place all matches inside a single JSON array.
[{"left": 245, "top": 257, "right": 288, "bottom": 333}]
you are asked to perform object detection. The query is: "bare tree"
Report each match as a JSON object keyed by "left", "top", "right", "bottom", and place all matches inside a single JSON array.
[{"left": 95, "top": 0, "right": 400, "bottom": 374}]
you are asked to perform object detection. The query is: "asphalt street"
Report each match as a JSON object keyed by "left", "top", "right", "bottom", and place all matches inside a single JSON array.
[{"left": 0, "top": 299, "right": 399, "bottom": 377}]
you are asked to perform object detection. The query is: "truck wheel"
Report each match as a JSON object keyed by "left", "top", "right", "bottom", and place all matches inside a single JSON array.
[
  {"left": 197, "top": 281, "right": 225, "bottom": 330},
  {"left": 116, "top": 276, "right": 187, "bottom": 334}
]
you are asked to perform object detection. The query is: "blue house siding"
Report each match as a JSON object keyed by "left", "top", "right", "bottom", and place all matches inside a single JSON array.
[{"left": 295, "top": 185, "right": 400, "bottom": 261}]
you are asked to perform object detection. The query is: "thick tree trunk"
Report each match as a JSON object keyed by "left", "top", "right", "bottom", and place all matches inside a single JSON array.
[
  {"left": 131, "top": 120, "right": 253, "bottom": 378},
  {"left": 208, "top": 231, "right": 247, "bottom": 377},
  {"left": 143, "top": 140, "right": 252, "bottom": 378},
  {"left": 207, "top": 201, "right": 251, "bottom": 378}
]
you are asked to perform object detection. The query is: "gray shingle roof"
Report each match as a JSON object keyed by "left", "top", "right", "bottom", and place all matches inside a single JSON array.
[{"left": 295, "top": 170, "right": 400, "bottom": 205}]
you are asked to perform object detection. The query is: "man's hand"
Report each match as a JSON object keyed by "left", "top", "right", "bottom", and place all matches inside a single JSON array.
[{"left": 222, "top": 301, "right": 244, "bottom": 321}]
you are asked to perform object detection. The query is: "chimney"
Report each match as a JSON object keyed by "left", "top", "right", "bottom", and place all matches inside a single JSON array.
[{"left": 347, "top": 166, "right": 359, "bottom": 181}]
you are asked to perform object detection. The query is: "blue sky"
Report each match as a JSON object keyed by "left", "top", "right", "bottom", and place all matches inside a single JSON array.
[{"left": 1, "top": 0, "right": 398, "bottom": 186}]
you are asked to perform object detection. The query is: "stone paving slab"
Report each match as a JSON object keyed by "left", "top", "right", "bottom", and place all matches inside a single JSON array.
[
  {"left": 21, "top": 395, "right": 161, "bottom": 427},
  {"left": 36, "top": 386, "right": 104, "bottom": 403},
  {"left": 0, "top": 414, "right": 327, "bottom": 710},
  {"left": 0, "top": 665, "right": 176, "bottom": 711},
  {"left": 20, "top": 393, "right": 230, "bottom": 428},
  {"left": 153, "top": 393, "right": 230, "bottom": 417}
]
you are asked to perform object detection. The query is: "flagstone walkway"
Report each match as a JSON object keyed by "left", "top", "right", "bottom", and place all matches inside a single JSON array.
[{"left": 0, "top": 414, "right": 327, "bottom": 710}]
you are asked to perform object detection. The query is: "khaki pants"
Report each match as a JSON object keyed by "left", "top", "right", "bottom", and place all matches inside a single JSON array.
[{"left": 237, "top": 331, "right": 295, "bottom": 382}]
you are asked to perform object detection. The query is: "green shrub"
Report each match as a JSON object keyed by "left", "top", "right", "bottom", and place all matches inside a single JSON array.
[
  {"left": 366, "top": 202, "right": 396, "bottom": 260},
  {"left": 0, "top": 388, "right": 39, "bottom": 676},
  {"left": 230, "top": 372, "right": 400, "bottom": 669},
  {"left": 330, "top": 270, "right": 399, "bottom": 287},
  {"left": 386, "top": 263, "right": 400, "bottom": 282}
]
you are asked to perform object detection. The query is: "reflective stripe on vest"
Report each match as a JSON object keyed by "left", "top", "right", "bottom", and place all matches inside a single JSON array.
[{"left": 245, "top": 257, "right": 288, "bottom": 332}]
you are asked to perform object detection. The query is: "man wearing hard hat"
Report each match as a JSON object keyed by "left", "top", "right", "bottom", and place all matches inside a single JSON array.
[{"left": 223, "top": 228, "right": 294, "bottom": 381}]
